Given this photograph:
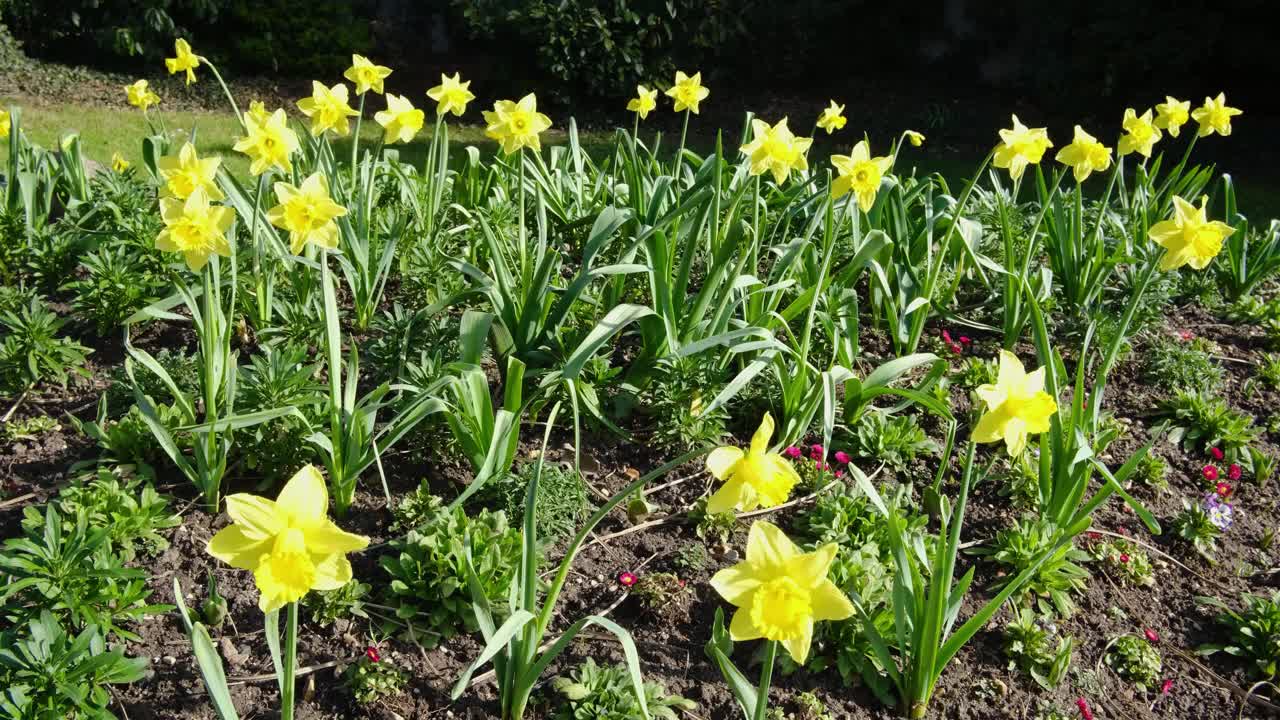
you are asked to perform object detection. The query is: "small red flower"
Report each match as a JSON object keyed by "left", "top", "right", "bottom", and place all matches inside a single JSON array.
[
  {"left": 815, "top": 461, "right": 829, "bottom": 472},
  {"left": 1210, "top": 446, "right": 1224, "bottom": 461},
  {"left": 365, "top": 646, "right": 380, "bottom": 663},
  {"left": 783, "top": 446, "right": 802, "bottom": 459},
  {"left": 1119, "top": 553, "right": 1131, "bottom": 564},
  {"left": 948, "top": 343, "right": 963, "bottom": 355},
  {"left": 1178, "top": 330, "right": 1193, "bottom": 341},
  {"left": 941, "top": 329, "right": 953, "bottom": 344},
  {"left": 959, "top": 336, "right": 972, "bottom": 345},
  {"left": 834, "top": 469, "right": 844, "bottom": 478},
  {"left": 618, "top": 572, "right": 638, "bottom": 587},
  {"left": 1076, "top": 698, "right": 1094, "bottom": 720},
  {"left": 1216, "top": 482, "right": 1233, "bottom": 498},
  {"left": 1144, "top": 628, "right": 1160, "bottom": 643},
  {"left": 810, "top": 444, "right": 824, "bottom": 460},
  {"left": 1228, "top": 463, "right": 1242, "bottom": 481},
  {"left": 1161, "top": 678, "right": 1174, "bottom": 695},
  {"left": 834, "top": 451, "right": 851, "bottom": 464},
  {"left": 1203, "top": 465, "right": 1219, "bottom": 481}
]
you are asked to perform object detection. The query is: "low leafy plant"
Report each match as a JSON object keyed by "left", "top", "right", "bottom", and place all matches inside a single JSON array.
[
  {"left": 67, "top": 245, "right": 165, "bottom": 335},
  {"left": 551, "top": 657, "right": 697, "bottom": 720},
  {"left": 304, "top": 580, "right": 371, "bottom": 628},
  {"left": 1086, "top": 536, "right": 1154, "bottom": 587},
  {"left": 0, "top": 414, "right": 59, "bottom": 441},
  {"left": 647, "top": 356, "right": 728, "bottom": 451},
  {"left": 671, "top": 543, "right": 709, "bottom": 573},
  {"left": 23, "top": 467, "right": 179, "bottom": 561},
  {"left": 1171, "top": 496, "right": 1226, "bottom": 561},
  {"left": 1198, "top": 590, "right": 1280, "bottom": 679},
  {"left": 952, "top": 356, "right": 998, "bottom": 389},
  {"left": 1143, "top": 335, "right": 1222, "bottom": 393},
  {"left": 342, "top": 652, "right": 409, "bottom": 704},
  {"left": 492, "top": 462, "right": 589, "bottom": 543},
  {"left": 0, "top": 296, "right": 91, "bottom": 393},
  {"left": 106, "top": 348, "right": 200, "bottom": 413},
  {"left": 1160, "top": 389, "right": 1259, "bottom": 458},
  {"left": 1003, "top": 608, "right": 1073, "bottom": 689},
  {"left": 1104, "top": 634, "right": 1162, "bottom": 690},
  {"left": 1131, "top": 453, "right": 1169, "bottom": 492},
  {"left": 1256, "top": 354, "right": 1280, "bottom": 390},
  {"left": 850, "top": 411, "right": 937, "bottom": 472},
  {"left": 236, "top": 343, "right": 324, "bottom": 483},
  {"left": 631, "top": 572, "right": 692, "bottom": 619},
  {"left": 379, "top": 497, "right": 521, "bottom": 648},
  {"left": 974, "top": 517, "right": 1090, "bottom": 617},
  {"left": 691, "top": 501, "right": 737, "bottom": 546}
]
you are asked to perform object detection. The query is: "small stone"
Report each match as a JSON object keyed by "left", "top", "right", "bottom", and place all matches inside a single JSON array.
[
  {"left": 623, "top": 467, "right": 640, "bottom": 481},
  {"left": 162, "top": 655, "right": 177, "bottom": 667}
]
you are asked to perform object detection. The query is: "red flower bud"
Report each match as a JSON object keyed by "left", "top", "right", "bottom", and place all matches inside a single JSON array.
[
  {"left": 1119, "top": 553, "right": 1130, "bottom": 564},
  {"left": 1203, "top": 465, "right": 1219, "bottom": 481},
  {"left": 1144, "top": 628, "right": 1160, "bottom": 643},
  {"left": 365, "top": 646, "right": 380, "bottom": 663},
  {"left": 1228, "top": 464, "right": 1242, "bottom": 481},
  {"left": 1161, "top": 679, "right": 1174, "bottom": 695},
  {"left": 783, "top": 446, "right": 802, "bottom": 459},
  {"left": 959, "top": 336, "right": 972, "bottom": 345},
  {"left": 941, "top": 330, "right": 953, "bottom": 343},
  {"left": 1210, "top": 446, "right": 1224, "bottom": 461},
  {"left": 1076, "top": 698, "right": 1094, "bottom": 720},
  {"left": 834, "top": 451, "right": 851, "bottom": 464},
  {"left": 1216, "top": 482, "right": 1233, "bottom": 498}
]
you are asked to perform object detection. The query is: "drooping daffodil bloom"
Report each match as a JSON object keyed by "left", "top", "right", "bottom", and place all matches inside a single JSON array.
[
  {"left": 124, "top": 80, "right": 160, "bottom": 111},
  {"left": 992, "top": 115, "right": 1052, "bottom": 181},
  {"left": 266, "top": 173, "right": 348, "bottom": 255},
  {"left": 740, "top": 117, "right": 812, "bottom": 185},
  {"left": 831, "top": 140, "right": 893, "bottom": 212},
  {"left": 1150, "top": 195, "right": 1235, "bottom": 271},
  {"left": 165, "top": 39, "right": 200, "bottom": 85},
  {"left": 375, "top": 93, "right": 425, "bottom": 144},
  {"left": 627, "top": 85, "right": 658, "bottom": 119},
  {"left": 1118, "top": 108, "right": 1162, "bottom": 158},
  {"left": 426, "top": 72, "right": 476, "bottom": 117},
  {"left": 297, "top": 81, "right": 359, "bottom": 138},
  {"left": 816, "top": 101, "right": 846, "bottom": 134},
  {"left": 710, "top": 521, "right": 855, "bottom": 664},
  {"left": 705, "top": 412, "right": 799, "bottom": 513},
  {"left": 343, "top": 54, "right": 392, "bottom": 95},
  {"left": 1154, "top": 96, "right": 1190, "bottom": 138},
  {"left": 111, "top": 153, "right": 131, "bottom": 173},
  {"left": 665, "top": 71, "right": 709, "bottom": 114},
  {"left": 973, "top": 350, "right": 1058, "bottom": 456},
  {"left": 483, "top": 93, "right": 552, "bottom": 155},
  {"left": 158, "top": 142, "right": 224, "bottom": 201},
  {"left": 155, "top": 187, "right": 235, "bottom": 272},
  {"left": 904, "top": 130, "right": 926, "bottom": 147},
  {"left": 207, "top": 465, "right": 369, "bottom": 613},
  {"left": 234, "top": 107, "right": 299, "bottom": 176},
  {"left": 1191, "top": 93, "right": 1242, "bottom": 137},
  {"left": 0, "top": 109, "right": 10, "bottom": 139},
  {"left": 1055, "top": 125, "right": 1112, "bottom": 183}
]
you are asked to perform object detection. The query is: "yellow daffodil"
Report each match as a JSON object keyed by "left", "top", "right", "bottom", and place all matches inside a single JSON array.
[
  {"left": 1055, "top": 125, "right": 1112, "bottom": 183},
  {"left": 374, "top": 93, "right": 424, "bottom": 144},
  {"left": 297, "top": 81, "right": 359, "bottom": 138},
  {"left": 710, "top": 521, "right": 855, "bottom": 664},
  {"left": 665, "top": 71, "right": 709, "bottom": 114},
  {"left": 124, "top": 80, "right": 160, "bottom": 111},
  {"left": 705, "top": 412, "right": 799, "bottom": 513},
  {"left": 155, "top": 187, "right": 235, "bottom": 272},
  {"left": 0, "top": 109, "right": 10, "bottom": 139},
  {"left": 1150, "top": 195, "right": 1235, "bottom": 271},
  {"left": 831, "top": 140, "right": 893, "bottom": 212},
  {"left": 343, "top": 54, "right": 392, "bottom": 95},
  {"left": 483, "top": 93, "right": 552, "bottom": 155},
  {"left": 111, "top": 153, "right": 130, "bottom": 173},
  {"left": 1191, "top": 92, "right": 1242, "bottom": 137},
  {"left": 627, "top": 85, "right": 658, "bottom": 119},
  {"left": 1154, "top": 96, "right": 1190, "bottom": 138},
  {"left": 993, "top": 115, "right": 1052, "bottom": 181},
  {"left": 158, "top": 142, "right": 224, "bottom": 201},
  {"left": 234, "top": 107, "right": 299, "bottom": 176},
  {"left": 426, "top": 72, "right": 476, "bottom": 117},
  {"left": 1118, "top": 108, "right": 1162, "bottom": 158},
  {"left": 740, "top": 117, "right": 812, "bottom": 185},
  {"left": 973, "top": 350, "right": 1057, "bottom": 456},
  {"left": 904, "top": 130, "right": 926, "bottom": 147},
  {"left": 165, "top": 38, "right": 200, "bottom": 85},
  {"left": 207, "top": 465, "right": 368, "bottom": 613},
  {"left": 816, "top": 101, "right": 846, "bottom": 134},
  {"left": 266, "top": 173, "right": 348, "bottom": 255},
  {"left": 246, "top": 100, "right": 269, "bottom": 126}
]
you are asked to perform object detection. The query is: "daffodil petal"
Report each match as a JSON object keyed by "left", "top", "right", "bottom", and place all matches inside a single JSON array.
[
  {"left": 784, "top": 542, "right": 837, "bottom": 588},
  {"left": 810, "top": 580, "right": 856, "bottom": 621},
  {"left": 710, "top": 563, "right": 761, "bottom": 606},
  {"left": 225, "top": 494, "right": 283, "bottom": 540},
  {"left": 276, "top": 465, "right": 328, "bottom": 526},
  {"left": 745, "top": 521, "right": 798, "bottom": 571},
  {"left": 312, "top": 553, "right": 353, "bottom": 591},
  {"left": 780, "top": 619, "right": 814, "bottom": 664},
  {"left": 706, "top": 446, "right": 745, "bottom": 480},
  {"left": 207, "top": 525, "right": 270, "bottom": 570},
  {"left": 728, "top": 604, "right": 764, "bottom": 641}
]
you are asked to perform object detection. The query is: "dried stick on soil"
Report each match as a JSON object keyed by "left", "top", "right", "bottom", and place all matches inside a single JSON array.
[{"left": 1166, "top": 647, "right": 1280, "bottom": 716}]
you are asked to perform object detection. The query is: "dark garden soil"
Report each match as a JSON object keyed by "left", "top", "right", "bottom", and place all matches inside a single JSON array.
[{"left": 3, "top": 297, "right": 1278, "bottom": 720}]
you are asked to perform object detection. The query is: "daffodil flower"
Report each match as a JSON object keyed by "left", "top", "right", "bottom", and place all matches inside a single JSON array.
[
  {"left": 1191, "top": 93, "right": 1242, "bottom": 137},
  {"left": 705, "top": 412, "right": 799, "bottom": 513},
  {"left": 904, "top": 130, "right": 926, "bottom": 147},
  {"left": 266, "top": 173, "right": 348, "bottom": 255},
  {"left": 297, "top": 81, "right": 359, "bottom": 138},
  {"left": 158, "top": 142, "right": 224, "bottom": 201},
  {"left": 234, "top": 107, "right": 300, "bottom": 176},
  {"left": 1055, "top": 125, "right": 1112, "bottom": 183},
  {"left": 165, "top": 38, "right": 200, "bottom": 85},
  {"left": 375, "top": 93, "right": 425, "bottom": 144},
  {"left": 155, "top": 187, "right": 235, "bottom": 272},
  {"left": 665, "top": 71, "right": 709, "bottom": 114},
  {"left": 0, "top": 109, "right": 10, "bottom": 139},
  {"left": 973, "top": 350, "right": 1058, "bottom": 456},
  {"left": 344, "top": 54, "right": 393, "bottom": 95},
  {"left": 740, "top": 117, "right": 812, "bottom": 185},
  {"left": 483, "top": 94, "right": 552, "bottom": 155},
  {"left": 1118, "top": 108, "right": 1162, "bottom": 158},
  {"left": 426, "top": 73, "right": 476, "bottom": 117},
  {"left": 831, "top": 140, "right": 892, "bottom": 212},
  {"left": 710, "top": 521, "right": 855, "bottom": 664},
  {"left": 207, "top": 465, "right": 368, "bottom": 613},
  {"left": 1150, "top": 195, "right": 1235, "bottom": 271},
  {"left": 124, "top": 80, "right": 160, "bottom": 111},
  {"left": 1154, "top": 96, "right": 1190, "bottom": 138},
  {"left": 816, "top": 101, "right": 846, "bottom": 134},
  {"left": 993, "top": 115, "right": 1052, "bottom": 181},
  {"left": 111, "top": 152, "right": 131, "bottom": 173},
  {"left": 627, "top": 85, "right": 658, "bottom": 119}
]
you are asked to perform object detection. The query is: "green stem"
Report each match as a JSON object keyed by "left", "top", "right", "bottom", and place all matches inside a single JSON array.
[
  {"left": 321, "top": 252, "right": 344, "bottom": 499},
  {"left": 752, "top": 641, "right": 778, "bottom": 720},
  {"left": 351, "top": 93, "right": 366, "bottom": 193},
  {"left": 517, "top": 149, "right": 528, "bottom": 282},
  {"left": 281, "top": 601, "right": 298, "bottom": 720},
  {"left": 250, "top": 173, "right": 268, "bottom": 328},
  {"left": 199, "top": 59, "right": 242, "bottom": 131},
  {"left": 675, "top": 110, "right": 690, "bottom": 176},
  {"left": 201, "top": 262, "right": 219, "bottom": 511}
]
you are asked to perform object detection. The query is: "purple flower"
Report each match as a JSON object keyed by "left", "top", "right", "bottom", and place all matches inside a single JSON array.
[{"left": 834, "top": 451, "right": 851, "bottom": 464}]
